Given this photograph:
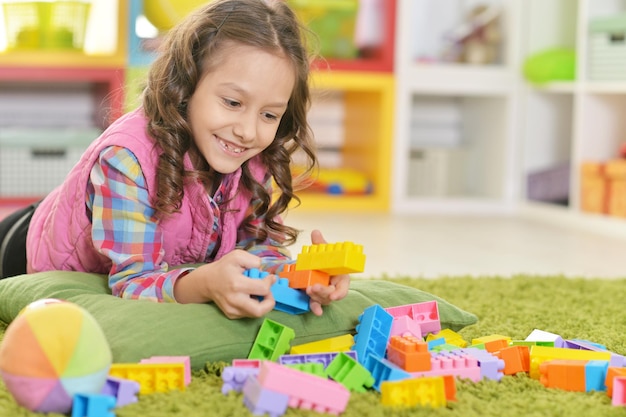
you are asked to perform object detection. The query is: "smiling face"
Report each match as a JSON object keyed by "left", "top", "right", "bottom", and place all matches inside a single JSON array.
[{"left": 187, "top": 42, "right": 296, "bottom": 174}]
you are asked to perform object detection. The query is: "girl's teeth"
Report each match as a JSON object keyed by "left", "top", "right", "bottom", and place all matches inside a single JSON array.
[{"left": 221, "top": 140, "right": 244, "bottom": 153}]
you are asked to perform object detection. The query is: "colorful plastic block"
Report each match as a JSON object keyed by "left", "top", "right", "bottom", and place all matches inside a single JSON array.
[
  {"left": 244, "top": 268, "right": 310, "bottom": 315},
  {"left": 232, "top": 359, "right": 262, "bottom": 368},
  {"left": 279, "top": 263, "right": 330, "bottom": 289},
  {"left": 495, "top": 345, "right": 530, "bottom": 375},
  {"left": 385, "top": 301, "right": 441, "bottom": 335},
  {"left": 295, "top": 241, "right": 366, "bottom": 275},
  {"left": 353, "top": 304, "right": 393, "bottom": 365},
  {"left": 109, "top": 363, "right": 186, "bottom": 394},
  {"left": 606, "top": 367, "right": 626, "bottom": 398},
  {"left": 471, "top": 334, "right": 510, "bottom": 353},
  {"left": 140, "top": 356, "right": 191, "bottom": 386},
  {"left": 279, "top": 351, "right": 358, "bottom": 368},
  {"left": 381, "top": 376, "right": 447, "bottom": 408},
  {"left": 248, "top": 319, "right": 295, "bottom": 361},
  {"left": 525, "top": 329, "right": 565, "bottom": 348},
  {"left": 285, "top": 362, "right": 327, "bottom": 378},
  {"left": 612, "top": 377, "right": 626, "bottom": 406},
  {"left": 364, "top": 355, "right": 411, "bottom": 392},
  {"left": 71, "top": 394, "right": 116, "bottom": 417},
  {"left": 564, "top": 339, "right": 625, "bottom": 367},
  {"left": 389, "top": 315, "right": 422, "bottom": 339},
  {"left": 290, "top": 334, "right": 354, "bottom": 355},
  {"left": 459, "top": 348, "right": 505, "bottom": 381},
  {"left": 529, "top": 346, "right": 612, "bottom": 380},
  {"left": 412, "top": 351, "right": 481, "bottom": 382},
  {"left": 101, "top": 376, "right": 140, "bottom": 407},
  {"left": 539, "top": 359, "right": 608, "bottom": 392},
  {"left": 325, "top": 352, "right": 375, "bottom": 392},
  {"left": 221, "top": 366, "right": 260, "bottom": 395},
  {"left": 242, "top": 376, "right": 289, "bottom": 417},
  {"left": 427, "top": 329, "right": 468, "bottom": 348},
  {"left": 256, "top": 361, "right": 350, "bottom": 414},
  {"left": 386, "top": 335, "right": 431, "bottom": 372}
]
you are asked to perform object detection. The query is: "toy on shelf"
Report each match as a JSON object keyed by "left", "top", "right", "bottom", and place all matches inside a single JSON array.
[
  {"left": 0, "top": 299, "right": 112, "bottom": 414},
  {"left": 295, "top": 166, "right": 373, "bottom": 196}
]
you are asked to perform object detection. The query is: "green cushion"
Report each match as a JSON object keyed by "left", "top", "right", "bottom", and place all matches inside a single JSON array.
[{"left": 0, "top": 271, "right": 477, "bottom": 371}]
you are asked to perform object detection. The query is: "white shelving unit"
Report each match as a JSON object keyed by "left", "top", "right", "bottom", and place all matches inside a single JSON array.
[
  {"left": 519, "top": 0, "right": 626, "bottom": 230},
  {"left": 392, "top": 0, "right": 524, "bottom": 213}
]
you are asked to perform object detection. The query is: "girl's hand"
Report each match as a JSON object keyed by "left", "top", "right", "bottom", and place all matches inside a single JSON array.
[
  {"left": 305, "top": 230, "right": 351, "bottom": 316},
  {"left": 174, "top": 249, "right": 276, "bottom": 319}
]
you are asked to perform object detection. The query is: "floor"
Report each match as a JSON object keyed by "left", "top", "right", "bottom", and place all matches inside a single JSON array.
[
  {"left": 3, "top": 200, "right": 626, "bottom": 280},
  {"left": 284, "top": 211, "right": 626, "bottom": 280}
]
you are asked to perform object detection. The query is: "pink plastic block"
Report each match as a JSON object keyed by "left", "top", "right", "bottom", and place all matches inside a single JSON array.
[
  {"left": 411, "top": 352, "right": 481, "bottom": 382},
  {"left": 389, "top": 316, "right": 423, "bottom": 339},
  {"left": 140, "top": 356, "right": 191, "bottom": 386},
  {"left": 613, "top": 377, "right": 626, "bottom": 406},
  {"left": 256, "top": 361, "right": 350, "bottom": 415},
  {"left": 385, "top": 301, "right": 441, "bottom": 334}
]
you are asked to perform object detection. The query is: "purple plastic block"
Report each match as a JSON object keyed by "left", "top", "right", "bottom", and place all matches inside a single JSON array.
[
  {"left": 459, "top": 348, "right": 505, "bottom": 381},
  {"left": 279, "top": 351, "right": 358, "bottom": 368},
  {"left": 564, "top": 339, "right": 625, "bottom": 367},
  {"left": 101, "top": 376, "right": 140, "bottom": 408},
  {"left": 71, "top": 394, "right": 116, "bottom": 417},
  {"left": 222, "top": 366, "right": 260, "bottom": 395},
  {"left": 243, "top": 376, "right": 289, "bottom": 417}
]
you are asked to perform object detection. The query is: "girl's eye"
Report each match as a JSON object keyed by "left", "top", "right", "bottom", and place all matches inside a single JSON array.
[
  {"left": 263, "top": 112, "right": 278, "bottom": 121},
  {"left": 223, "top": 98, "right": 240, "bottom": 108}
]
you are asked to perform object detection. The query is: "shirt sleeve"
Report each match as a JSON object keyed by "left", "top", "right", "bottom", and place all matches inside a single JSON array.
[
  {"left": 88, "top": 146, "right": 192, "bottom": 302},
  {"left": 236, "top": 174, "right": 294, "bottom": 274}
]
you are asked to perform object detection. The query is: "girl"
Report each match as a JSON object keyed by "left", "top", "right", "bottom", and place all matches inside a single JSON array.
[{"left": 0, "top": 0, "right": 350, "bottom": 319}]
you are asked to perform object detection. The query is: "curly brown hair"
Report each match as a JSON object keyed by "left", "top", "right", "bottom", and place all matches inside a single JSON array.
[{"left": 142, "top": 0, "right": 317, "bottom": 247}]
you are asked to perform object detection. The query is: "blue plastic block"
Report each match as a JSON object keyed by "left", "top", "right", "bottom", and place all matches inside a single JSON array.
[
  {"left": 352, "top": 304, "right": 393, "bottom": 365},
  {"left": 72, "top": 394, "right": 116, "bottom": 417},
  {"left": 585, "top": 360, "right": 609, "bottom": 392},
  {"left": 427, "top": 337, "right": 446, "bottom": 350},
  {"left": 364, "top": 355, "right": 410, "bottom": 392},
  {"left": 244, "top": 269, "right": 310, "bottom": 315}
]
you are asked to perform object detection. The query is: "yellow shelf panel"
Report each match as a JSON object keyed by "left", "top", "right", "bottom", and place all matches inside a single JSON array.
[
  {"left": 0, "top": 51, "right": 126, "bottom": 68},
  {"left": 292, "top": 192, "right": 389, "bottom": 212},
  {"left": 304, "top": 71, "right": 395, "bottom": 212}
]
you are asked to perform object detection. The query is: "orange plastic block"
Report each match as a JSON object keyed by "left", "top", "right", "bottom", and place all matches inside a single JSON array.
[
  {"left": 295, "top": 241, "right": 366, "bottom": 275},
  {"left": 380, "top": 376, "right": 448, "bottom": 408},
  {"left": 472, "top": 335, "right": 511, "bottom": 353},
  {"left": 495, "top": 345, "right": 530, "bottom": 375},
  {"left": 605, "top": 367, "right": 626, "bottom": 398},
  {"left": 290, "top": 334, "right": 354, "bottom": 355},
  {"left": 109, "top": 363, "right": 186, "bottom": 394},
  {"left": 529, "top": 346, "right": 611, "bottom": 380},
  {"left": 387, "top": 335, "right": 431, "bottom": 372},
  {"left": 539, "top": 360, "right": 587, "bottom": 392},
  {"left": 279, "top": 263, "right": 330, "bottom": 289}
]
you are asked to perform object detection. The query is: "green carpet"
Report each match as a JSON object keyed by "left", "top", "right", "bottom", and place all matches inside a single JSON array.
[{"left": 2, "top": 275, "right": 626, "bottom": 417}]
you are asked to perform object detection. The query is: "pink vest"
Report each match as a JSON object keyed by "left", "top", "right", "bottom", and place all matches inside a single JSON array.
[{"left": 27, "top": 108, "right": 266, "bottom": 273}]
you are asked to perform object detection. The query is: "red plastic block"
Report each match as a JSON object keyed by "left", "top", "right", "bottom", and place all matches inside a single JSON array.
[
  {"left": 256, "top": 361, "right": 350, "bottom": 415},
  {"left": 495, "top": 345, "right": 530, "bottom": 375},
  {"left": 279, "top": 263, "right": 330, "bottom": 289},
  {"left": 386, "top": 335, "right": 431, "bottom": 372}
]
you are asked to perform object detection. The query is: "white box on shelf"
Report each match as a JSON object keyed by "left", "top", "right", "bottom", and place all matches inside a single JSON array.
[{"left": 588, "top": 14, "right": 626, "bottom": 81}]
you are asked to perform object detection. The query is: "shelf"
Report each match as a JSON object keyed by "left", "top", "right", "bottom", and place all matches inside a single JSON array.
[
  {"left": 407, "top": 64, "right": 517, "bottom": 95},
  {"left": 294, "top": 71, "right": 394, "bottom": 212}
]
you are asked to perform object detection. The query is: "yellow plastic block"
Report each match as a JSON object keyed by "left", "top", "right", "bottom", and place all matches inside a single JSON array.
[
  {"left": 109, "top": 363, "right": 186, "bottom": 394},
  {"left": 290, "top": 334, "right": 354, "bottom": 354},
  {"left": 472, "top": 334, "right": 511, "bottom": 345},
  {"left": 528, "top": 346, "right": 612, "bottom": 379},
  {"left": 427, "top": 329, "right": 468, "bottom": 348},
  {"left": 381, "top": 376, "right": 447, "bottom": 408},
  {"left": 295, "top": 241, "right": 366, "bottom": 275}
]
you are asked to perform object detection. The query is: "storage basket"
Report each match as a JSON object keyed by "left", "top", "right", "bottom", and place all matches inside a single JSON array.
[
  {"left": 588, "top": 13, "right": 626, "bottom": 81},
  {"left": 2, "top": 0, "right": 91, "bottom": 51},
  {"left": 287, "top": 0, "right": 358, "bottom": 59}
]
